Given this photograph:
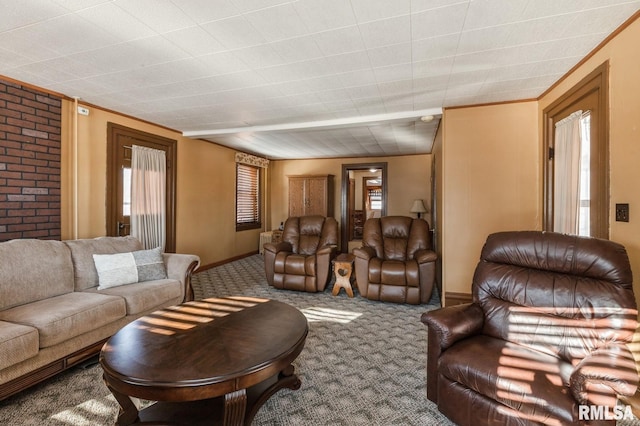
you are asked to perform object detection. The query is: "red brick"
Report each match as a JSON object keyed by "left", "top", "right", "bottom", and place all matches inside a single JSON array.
[
  {"left": 8, "top": 224, "right": 37, "bottom": 232},
  {"left": 7, "top": 117, "right": 36, "bottom": 129},
  {"left": 21, "top": 113, "right": 48, "bottom": 125},
  {"left": 22, "top": 230, "right": 49, "bottom": 238},
  {"left": 6, "top": 148, "right": 35, "bottom": 158},
  {"left": 0, "top": 123, "right": 21, "bottom": 134},
  {"left": 36, "top": 95, "right": 60, "bottom": 107},
  {"left": 5, "top": 134, "right": 34, "bottom": 144},
  {"left": 6, "top": 101, "right": 35, "bottom": 115},
  {"left": 7, "top": 163, "right": 35, "bottom": 173},
  {"left": 0, "top": 232, "right": 24, "bottom": 241},
  {"left": 7, "top": 179, "right": 36, "bottom": 187},
  {"left": 8, "top": 209, "right": 35, "bottom": 217},
  {"left": 7, "top": 86, "right": 36, "bottom": 101},
  {"left": 0, "top": 217, "right": 21, "bottom": 225}
]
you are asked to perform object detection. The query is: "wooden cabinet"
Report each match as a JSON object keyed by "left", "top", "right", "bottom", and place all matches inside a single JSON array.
[{"left": 288, "top": 175, "right": 333, "bottom": 217}]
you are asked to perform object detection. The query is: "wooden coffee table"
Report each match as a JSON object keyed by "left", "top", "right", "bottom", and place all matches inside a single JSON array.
[{"left": 100, "top": 296, "right": 308, "bottom": 426}]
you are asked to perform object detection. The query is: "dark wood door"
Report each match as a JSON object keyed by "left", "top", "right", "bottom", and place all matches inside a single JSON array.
[{"left": 106, "top": 123, "right": 177, "bottom": 252}]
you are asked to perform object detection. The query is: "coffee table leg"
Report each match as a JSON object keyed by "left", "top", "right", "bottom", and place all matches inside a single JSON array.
[
  {"left": 103, "top": 376, "right": 139, "bottom": 426},
  {"left": 245, "top": 364, "right": 301, "bottom": 425},
  {"left": 224, "top": 389, "right": 247, "bottom": 426}
]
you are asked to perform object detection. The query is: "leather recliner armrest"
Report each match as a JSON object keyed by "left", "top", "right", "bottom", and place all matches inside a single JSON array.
[
  {"left": 421, "top": 303, "right": 484, "bottom": 350},
  {"left": 264, "top": 241, "right": 292, "bottom": 255},
  {"left": 316, "top": 245, "right": 337, "bottom": 256},
  {"left": 421, "top": 303, "right": 484, "bottom": 403},
  {"left": 353, "top": 246, "right": 375, "bottom": 260},
  {"left": 570, "top": 344, "right": 639, "bottom": 406},
  {"left": 414, "top": 248, "right": 437, "bottom": 264}
]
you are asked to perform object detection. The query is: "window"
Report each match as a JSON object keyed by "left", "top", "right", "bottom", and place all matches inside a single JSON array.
[
  {"left": 236, "top": 163, "right": 261, "bottom": 231},
  {"left": 543, "top": 62, "right": 608, "bottom": 239}
]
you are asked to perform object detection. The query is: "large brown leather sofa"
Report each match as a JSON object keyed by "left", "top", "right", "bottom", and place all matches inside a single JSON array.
[
  {"left": 353, "top": 216, "right": 436, "bottom": 304},
  {"left": 421, "top": 231, "right": 638, "bottom": 426},
  {"left": 264, "top": 215, "right": 338, "bottom": 292}
]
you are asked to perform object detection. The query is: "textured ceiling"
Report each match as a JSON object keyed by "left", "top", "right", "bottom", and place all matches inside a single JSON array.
[{"left": 1, "top": 0, "right": 638, "bottom": 159}]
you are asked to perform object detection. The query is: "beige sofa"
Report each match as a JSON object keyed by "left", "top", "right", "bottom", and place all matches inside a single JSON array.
[{"left": 0, "top": 236, "right": 200, "bottom": 400}]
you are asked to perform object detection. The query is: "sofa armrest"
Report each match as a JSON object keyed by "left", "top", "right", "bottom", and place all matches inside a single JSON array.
[
  {"left": 162, "top": 253, "right": 200, "bottom": 302},
  {"left": 420, "top": 303, "right": 484, "bottom": 403},
  {"left": 570, "top": 344, "right": 639, "bottom": 406}
]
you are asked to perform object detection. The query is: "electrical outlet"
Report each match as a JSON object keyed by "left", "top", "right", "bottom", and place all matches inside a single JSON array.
[
  {"left": 615, "top": 203, "right": 629, "bottom": 222},
  {"left": 77, "top": 106, "right": 89, "bottom": 116}
]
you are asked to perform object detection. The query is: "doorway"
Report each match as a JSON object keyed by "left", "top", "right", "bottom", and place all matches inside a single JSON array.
[
  {"left": 106, "top": 123, "right": 177, "bottom": 252},
  {"left": 543, "top": 62, "right": 608, "bottom": 238},
  {"left": 340, "top": 162, "right": 387, "bottom": 253}
]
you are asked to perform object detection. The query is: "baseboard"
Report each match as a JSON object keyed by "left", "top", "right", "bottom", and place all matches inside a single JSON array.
[
  {"left": 196, "top": 251, "right": 259, "bottom": 272},
  {"left": 444, "top": 292, "right": 472, "bottom": 307}
]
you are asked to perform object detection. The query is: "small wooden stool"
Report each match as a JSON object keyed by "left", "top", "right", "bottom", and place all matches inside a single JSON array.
[{"left": 332, "top": 253, "right": 355, "bottom": 297}]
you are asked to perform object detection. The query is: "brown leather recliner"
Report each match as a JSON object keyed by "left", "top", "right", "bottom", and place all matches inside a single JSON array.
[
  {"left": 264, "top": 215, "right": 338, "bottom": 292},
  {"left": 421, "top": 231, "right": 639, "bottom": 426},
  {"left": 353, "top": 216, "right": 437, "bottom": 304}
]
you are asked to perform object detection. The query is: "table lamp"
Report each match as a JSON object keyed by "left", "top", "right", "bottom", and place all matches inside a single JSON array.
[{"left": 410, "top": 199, "right": 427, "bottom": 219}]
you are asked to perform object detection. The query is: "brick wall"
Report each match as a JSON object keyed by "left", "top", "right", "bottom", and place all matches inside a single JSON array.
[{"left": 0, "top": 79, "right": 62, "bottom": 241}]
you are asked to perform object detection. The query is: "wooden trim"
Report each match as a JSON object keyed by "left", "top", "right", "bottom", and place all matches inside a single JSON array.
[
  {"left": 0, "top": 339, "right": 107, "bottom": 401},
  {"left": 444, "top": 98, "right": 538, "bottom": 111},
  {"left": 444, "top": 292, "right": 472, "bottom": 307},
  {"left": 196, "top": 251, "right": 259, "bottom": 272}
]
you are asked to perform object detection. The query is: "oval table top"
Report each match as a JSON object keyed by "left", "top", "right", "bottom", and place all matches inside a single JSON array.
[{"left": 100, "top": 296, "right": 308, "bottom": 401}]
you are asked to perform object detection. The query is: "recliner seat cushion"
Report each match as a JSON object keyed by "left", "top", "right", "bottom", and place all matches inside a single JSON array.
[{"left": 440, "top": 335, "right": 577, "bottom": 425}]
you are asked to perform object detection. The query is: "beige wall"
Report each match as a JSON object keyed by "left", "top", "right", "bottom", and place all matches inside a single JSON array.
[
  {"left": 60, "top": 101, "right": 262, "bottom": 266},
  {"left": 441, "top": 101, "right": 540, "bottom": 299},
  {"left": 539, "top": 16, "right": 640, "bottom": 306},
  {"left": 268, "top": 154, "right": 432, "bottom": 239}
]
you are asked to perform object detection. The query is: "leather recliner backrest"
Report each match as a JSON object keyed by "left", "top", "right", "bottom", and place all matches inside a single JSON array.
[
  {"left": 363, "top": 216, "right": 430, "bottom": 261},
  {"left": 283, "top": 216, "right": 337, "bottom": 255},
  {"left": 473, "top": 231, "right": 637, "bottom": 363}
]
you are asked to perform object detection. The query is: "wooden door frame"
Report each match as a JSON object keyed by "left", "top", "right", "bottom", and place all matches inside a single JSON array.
[
  {"left": 340, "top": 162, "right": 387, "bottom": 252},
  {"left": 106, "top": 123, "right": 177, "bottom": 252},
  {"left": 542, "top": 61, "right": 609, "bottom": 238}
]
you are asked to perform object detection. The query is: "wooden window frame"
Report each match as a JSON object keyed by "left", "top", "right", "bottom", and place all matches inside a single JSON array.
[
  {"left": 543, "top": 61, "right": 609, "bottom": 239},
  {"left": 106, "top": 123, "right": 177, "bottom": 252},
  {"left": 236, "top": 163, "right": 262, "bottom": 231}
]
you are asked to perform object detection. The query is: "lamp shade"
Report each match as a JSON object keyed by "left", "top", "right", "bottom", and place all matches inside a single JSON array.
[{"left": 410, "top": 199, "right": 427, "bottom": 214}]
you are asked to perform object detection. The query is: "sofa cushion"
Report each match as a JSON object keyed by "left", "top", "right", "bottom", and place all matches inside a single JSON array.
[
  {"left": 0, "top": 239, "right": 74, "bottom": 310},
  {"left": 64, "top": 236, "right": 143, "bottom": 291},
  {"left": 0, "top": 321, "right": 39, "bottom": 370},
  {"left": 93, "top": 247, "right": 167, "bottom": 290},
  {"left": 88, "top": 279, "right": 182, "bottom": 315},
  {"left": 0, "top": 292, "right": 126, "bottom": 348}
]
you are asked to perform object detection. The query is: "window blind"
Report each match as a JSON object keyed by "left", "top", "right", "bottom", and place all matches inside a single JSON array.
[{"left": 236, "top": 163, "right": 261, "bottom": 230}]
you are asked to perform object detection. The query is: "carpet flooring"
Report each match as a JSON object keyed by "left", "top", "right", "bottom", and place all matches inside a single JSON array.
[{"left": 0, "top": 254, "right": 638, "bottom": 425}]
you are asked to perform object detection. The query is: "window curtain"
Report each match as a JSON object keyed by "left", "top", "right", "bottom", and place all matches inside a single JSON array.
[
  {"left": 553, "top": 110, "right": 583, "bottom": 235},
  {"left": 131, "top": 145, "right": 166, "bottom": 250}
]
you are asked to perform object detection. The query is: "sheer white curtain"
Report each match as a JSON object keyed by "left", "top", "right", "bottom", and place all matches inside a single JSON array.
[
  {"left": 131, "top": 145, "right": 166, "bottom": 250},
  {"left": 553, "top": 110, "right": 583, "bottom": 234}
]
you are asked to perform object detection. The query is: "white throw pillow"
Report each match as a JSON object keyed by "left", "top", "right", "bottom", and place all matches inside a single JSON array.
[{"left": 93, "top": 247, "right": 167, "bottom": 290}]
